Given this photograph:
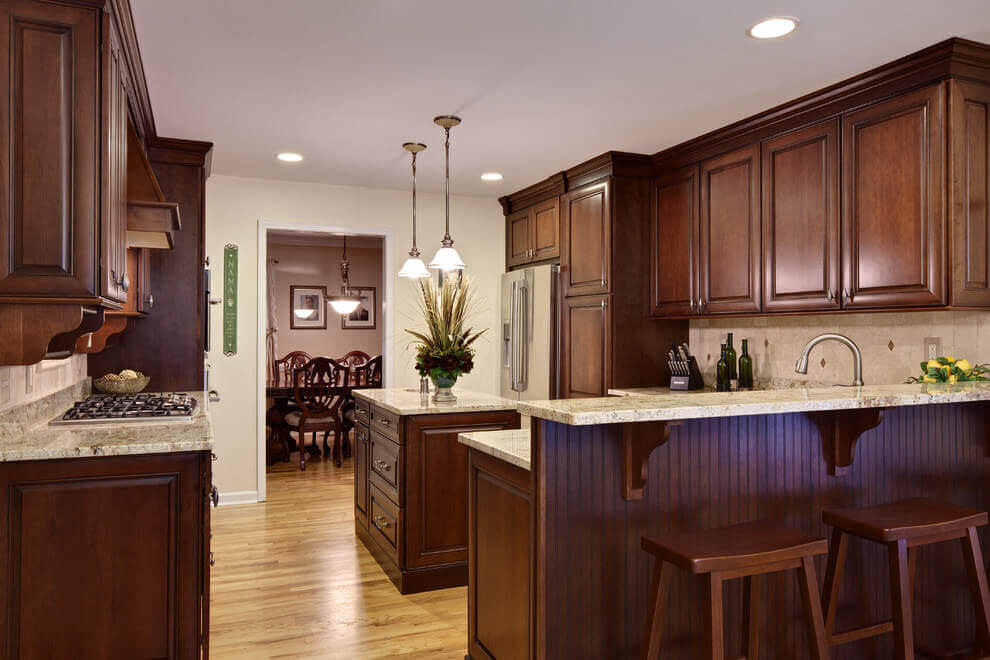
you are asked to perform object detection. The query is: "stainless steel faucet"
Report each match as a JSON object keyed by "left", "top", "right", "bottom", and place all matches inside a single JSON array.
[{"left": 795, "top": 333, "right": 864, "bottom": 386}]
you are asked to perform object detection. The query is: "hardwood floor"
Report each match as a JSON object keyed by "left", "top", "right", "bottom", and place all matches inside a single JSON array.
[{"left": 211, "top": 453, "right": 468, "bottom": 658}]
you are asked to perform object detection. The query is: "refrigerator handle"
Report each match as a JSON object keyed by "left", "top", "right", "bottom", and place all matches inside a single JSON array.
[
  {"left": 515, "top": 278, "right": 529, "bottom": 392},
  {"left": 509, "top": 280, "right": 518, "bottom": 391}
]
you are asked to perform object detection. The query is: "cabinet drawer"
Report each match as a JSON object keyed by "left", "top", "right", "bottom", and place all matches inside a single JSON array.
[
  {"left": 369, "top": 430, "right": 402, "bottom": 504},
  {"left": 353, "top": 398, "right": 372, "bottom": 425},
  {"left": 369, "top": 483, "right": 402, "bottom": 562},
  {"left": 370, "top": 404, "right": 400, "bottom": 441}
]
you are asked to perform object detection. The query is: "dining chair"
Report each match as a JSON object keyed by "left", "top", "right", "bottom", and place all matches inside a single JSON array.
[
  {"left": 267, "top": 351, "right": 313, "bottom": 462},
  {"left": 284, "top": 357, "right": 347, "bottom": 470},
  {"left": 337, "top": 350, "right": 372, "bottom": 385},
  {"left": 340, "top": 355, "right": 384, "bottom": 453},
  {"left": 271, "top": 351, "right": 312, "bottom": 386}
]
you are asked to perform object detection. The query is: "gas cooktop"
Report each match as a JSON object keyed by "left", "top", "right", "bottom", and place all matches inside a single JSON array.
[{"left": 49, "top": 393, "right": 199, "bottom": 426}]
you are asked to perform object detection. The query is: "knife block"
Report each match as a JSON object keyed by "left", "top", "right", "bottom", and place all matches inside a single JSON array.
[{"left": 669, "top": 356, "right": 705, "bottom": 391}]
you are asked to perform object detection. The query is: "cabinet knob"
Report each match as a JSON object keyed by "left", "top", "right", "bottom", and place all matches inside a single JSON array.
[
  {"left": 826, "top": 288, "right": 835, "bottom": 303},
  {"left": 841, "top": 289, "right": 850, "bottom": 305},
  {"left": 146, "top": 293, "right": 154, "bottom": 308},
  {"left": 373, "top": 515, "right": 391, "bottom": 529},
  {"left": 209, "top": 551, "right": 215, "bottom": 567},
  {"left": 689, "top": 299, "right": 695, "bottom": 310},
  {"left": 210, "top": 486, "right": 219, "bottom": 507},
  {"left": 373, "top": 459, "right": 391, "bottom": 472},
  {"left": 120, "top": 271, "right": 130, "bottom": 292}
]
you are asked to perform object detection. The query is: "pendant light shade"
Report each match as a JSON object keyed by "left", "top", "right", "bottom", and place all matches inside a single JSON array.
[
  {"left": 429, "top": 115, "right": 466, "bottom": 271},
  {"left": 399, "top": 142, "right": 431, "bottom": 279},
  {"left": 327, "top": 236, "right": 362, "bottom": 315}
]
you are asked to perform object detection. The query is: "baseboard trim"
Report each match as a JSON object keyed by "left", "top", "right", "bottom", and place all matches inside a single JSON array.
[{"left": 218, "top": 490, "right": 258, "bottom": 506}]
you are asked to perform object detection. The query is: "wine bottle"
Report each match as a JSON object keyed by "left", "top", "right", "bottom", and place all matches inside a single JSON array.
[
  {"left": 726, "top": 333, "right": 738, "bottom": 383},
  {"left": 716, "top": 344, "right": 728, "bottom": 392},
  {"left": 739, "top": 339, "right": 754, "bottom": 390}
]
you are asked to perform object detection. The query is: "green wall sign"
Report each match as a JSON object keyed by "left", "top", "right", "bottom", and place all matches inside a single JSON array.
[{"left": 223, "top": 244, "right": 238, "bottom": 356}]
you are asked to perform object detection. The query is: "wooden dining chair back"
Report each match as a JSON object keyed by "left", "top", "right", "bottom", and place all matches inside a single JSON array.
[
  {"left": 357, "top": 355, "right": 383, "bottom": 388},
  {"left": 286, "top": 357, "right": 347, "bottom": 470},
  {"left": 272, "top": 350, "right": 312, "bottom": 386},
  {"left": 337, "top": 350, "right": 372, "bottom": 385}
]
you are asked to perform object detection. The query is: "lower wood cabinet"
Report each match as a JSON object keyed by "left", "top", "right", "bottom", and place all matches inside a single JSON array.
[
  {"left": 354, "top": 403, "right": 520, "bottom": 594},
  {"left": 0, "top": 451, "right": 212, "bottom": 660},
  {"left": 561, "top": 294, "right": 611, "bottom": 398}
]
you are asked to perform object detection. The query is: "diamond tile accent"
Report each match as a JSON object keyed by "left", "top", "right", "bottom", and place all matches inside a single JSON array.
[
  {"left": 888, "top": 340, "right": 895, "bottom": 351},
  {"left": 820, "top": 358, "right": 827, "bottom": 368}
]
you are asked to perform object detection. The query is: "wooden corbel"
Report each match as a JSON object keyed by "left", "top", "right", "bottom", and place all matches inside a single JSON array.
[
  {"left": 47, "top": 308, "right": 105, "bottom": 358},
  {"left": 805, "top": 408, "right": 885, "bottom": 476},
  {"left": 621, "top": 420, "right": 680, "bottom": 501},
  {"left": 74, "top": 314, "right": 133, "bottom": 354}
]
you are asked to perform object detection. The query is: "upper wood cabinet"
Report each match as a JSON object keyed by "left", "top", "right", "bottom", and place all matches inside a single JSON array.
[
  {"left": 651, "top": 165, "right": 699, "bottom": 317},
  {"left": 841, "top": 83, "right": 946, "bottom": 309},
  {"left": 506, "top": 197, "right": 560, "bottom": 268},
  {"left": 699, "top": 144, "right": 762, "bottom": 315},
  {"left": 561, "top": 181, "right": 611, "bottom": 297},
  {"left": 762, "top": 120, "right": 841, "bottom": 312},
  {"left": 949, "top": 79, "right": 990, "bottom": 307},
  {"left": 506, "top": 208, "right": 532, "bottom": 267},
  {"left": 102, "top": 25, "right": 129, "bottom": 305},
  {"left": 561, "top": 294, "right": 611, "bottom": 398}
]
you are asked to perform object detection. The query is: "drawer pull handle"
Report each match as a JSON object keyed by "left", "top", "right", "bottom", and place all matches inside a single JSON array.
[
  {"left": 373, "top": 459, "right": 391, "bottom": 472},
  {"left": 375, "top": 417, "right": 390, "bottom": 426},
  {"left": 210, "top": 486, "right": 219, "bottom": 507},
  {"left": 209, "top": 551, "right": 215, "bottom": 567},
  {"left": 356, "top": 407, "right": 368, "bottom": 415},
  {"left": 373, "top": 515, "right": 391, "bottom": 529}
]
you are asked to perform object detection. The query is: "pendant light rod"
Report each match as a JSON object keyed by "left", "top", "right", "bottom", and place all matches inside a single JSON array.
[
  {"left": 402, "top": 142, "right": 427, "bottom": 256},
  {"left": 433, "top": 115, "right": 461, "bottom": 248}
]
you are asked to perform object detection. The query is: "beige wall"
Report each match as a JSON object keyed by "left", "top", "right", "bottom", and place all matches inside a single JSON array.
[
  {"left": 269, "top": 243, "right": 384, "bottom": 360},
  {"left": 205, "top": 174, "right": 504, "bottom": 502},
  {"left": 689, "top": 311, "right": 990, "bottom": 388},
  {"left": 0, "top": 354, "right": 88, "bottom": 413}
]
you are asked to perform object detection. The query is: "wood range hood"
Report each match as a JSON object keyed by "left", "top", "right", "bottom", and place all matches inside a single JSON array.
[{"left": 126, "top": 121, "right": 181, "bottom": 250}]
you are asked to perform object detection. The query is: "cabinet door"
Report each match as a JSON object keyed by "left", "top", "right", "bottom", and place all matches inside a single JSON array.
[
  {"left": 530, "top": 197, "right": 560, "bottom": 261},
  {"left": 841, "top": 83, "right": 945, "bottom": 308},
  {"left": 561, "top": 181, "right": 611, "bottom": 297},
  {"left": 506, "top": 208, "right": 532, "bottom": 267},
  {"left": 762, "top": 121, "right": 841, "bottom": 312},
  {"left": 561, "top": 294, "right": 611, "bottom": 398},
  {"left": 699, "top": 145, "right": 762, "bottom": 314},
  {"left": 101, "top": 27, "right": 128, "bottom": 305},
  {"left": 651, "top": 165, "right": 699, "bottom": 317},
  {"left": 949, "top": 80, "right": 990, "bottom": 307},
  {"left": 136, "top": 247, "right": 153, "bottom": 314},
  {"left": 0, "top": 0, "right": 102, "bottom": 301},
  {"left": 354, "top": 422, "right": 370, "bottom": 527}
]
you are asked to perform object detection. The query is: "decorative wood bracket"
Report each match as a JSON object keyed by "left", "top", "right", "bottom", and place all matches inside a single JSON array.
[
  {"left": 622, "top": 421, "right": 680, "bottom": 501},
  {"left": 805, "top": 408, "right": 885, "bottom": 476},
  {"left": 75, "top": 314, "right": 133, "bottom": 354},
  {"left": 47, "top": 308, "right": 105, "bottom": 358},
  {"left": 0, "top": 304, "right": 85, "bottom": 366}
]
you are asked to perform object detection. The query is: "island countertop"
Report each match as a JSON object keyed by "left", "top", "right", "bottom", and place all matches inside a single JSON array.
[
  {"left": 0, "top": 383, "right": 214, "bottom": 462},
  {"left": 458, "top": 428, "right": 531, "bottom": 471},
  {"left": 516, "top": 382, "right": 990, "bottom": 426},
  {"left": 354, "top": 387, "right": 518, "bottom": 416}
]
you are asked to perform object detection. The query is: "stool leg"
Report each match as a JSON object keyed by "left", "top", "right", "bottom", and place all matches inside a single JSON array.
[
  {"left": 797, "top": 556, "right": 829, "bottom": 660},
  {"left": 642, "top": 558, "right": 672, "bottom": 660},
  {"left": 889, "top": 539, "right": 915, "bottom": 660},
  {"left": 741, "top": 575, "right": 761, "bottom": 660},
  {"left": 704, "top": 572, "right": 725, "bottom": 660},
  {"left": 961, "top": 526, "right": 990, "bottom": 651},
  {"left": 821, "top": 527, "right": 848, "bottom": 641}
]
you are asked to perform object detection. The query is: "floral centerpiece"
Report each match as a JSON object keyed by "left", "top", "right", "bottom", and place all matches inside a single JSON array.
[
  {"left": 406, "top": 276, "right": 485, "bottom": 402},
  {"left": 906, "top": 356, "right": 990, "bottom": 384}
]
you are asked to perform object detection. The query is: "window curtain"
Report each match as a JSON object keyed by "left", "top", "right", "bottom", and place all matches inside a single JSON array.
[{"left": 266, "top": 257, "right": 279, "bottom": 383}]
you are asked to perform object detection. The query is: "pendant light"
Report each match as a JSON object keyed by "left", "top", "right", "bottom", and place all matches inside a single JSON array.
[
  {"left": 429, "top": 115, "right": 466, "bottom": 271},
  {"left": 327, "top": 236, "right": 362, "bottom": 315},
  {"left": 398, "top": 142, "right": 431, "bottom": 279}
]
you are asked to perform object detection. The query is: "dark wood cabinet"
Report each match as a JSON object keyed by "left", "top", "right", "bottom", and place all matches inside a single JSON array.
[
  {"left": 762, "top": 120, "right": 841, "bottom": 312},
  {"left": 841, "top": 83, "right": 946, "bottom": 309},
  {"left": 102, "top": 22, "right": 129, "bottom": 306},
  {"left": 0, "top": 452, "right": 211, "bottom": 660},
  {"left": 506, "top": 197, "right": 560, "bottom": 268},
  {"left": 506, "top": 208, "right": 532, "bottom": 267},
  {"left": 699, "top": 144, "right": 762, "bottom": 315},
  {"left": 354, "top": 400, "right": 520, "bottom": 594},
  {"left": 650, "top": 165, "right": 699, "bottom": 317},
  {"left": 561, "top": 294, "right": 611, "bottom": 398},
  {"left": 950, "top": 79, "right": 990, "bottom": 307},
  {"left": 561, "top": 181, "right": 610, "bottom": 297}
]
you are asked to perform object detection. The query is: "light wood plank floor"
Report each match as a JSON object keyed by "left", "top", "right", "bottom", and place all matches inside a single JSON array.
[{"left": 210, "top": 454, "right": 468, "bottom": 659}]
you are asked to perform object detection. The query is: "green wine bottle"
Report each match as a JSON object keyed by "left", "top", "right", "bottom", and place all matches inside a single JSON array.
[
  {"left": 739, "top": 339, "right": 754, "bottom": 390},
  {"left": 726, "top": 333, "right": 738, "bottom": 384},
  {"left": 716, "top": 344, "right": 729, "bottom": 392}
]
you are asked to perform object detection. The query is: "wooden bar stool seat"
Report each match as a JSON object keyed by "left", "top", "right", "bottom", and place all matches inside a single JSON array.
[
  {"left": 821, "top": 498, "right": 990, "bottom": 659},
  {"left": 641, "top": 520, "right": 830, "bottom": 660}
]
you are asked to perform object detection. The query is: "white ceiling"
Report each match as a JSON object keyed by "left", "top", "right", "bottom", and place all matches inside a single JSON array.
[{"left": 131, "top": 0, "right": 990, "bottom": 197}]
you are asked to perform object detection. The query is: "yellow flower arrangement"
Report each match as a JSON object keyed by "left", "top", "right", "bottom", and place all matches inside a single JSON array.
[{"left": 907, "top": 356, "right": 990, "bottom": 383}]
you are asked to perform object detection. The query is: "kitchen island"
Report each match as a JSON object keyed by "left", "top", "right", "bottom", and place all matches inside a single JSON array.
[
  {"left": 352, "top": 387, "right": 520, "bottom": 593},
  {"left": 462, "top": 383, "right": 990, "bottom": 659},
  {"left": 0, "top": 382, "right": 215, "bottom": 659}
]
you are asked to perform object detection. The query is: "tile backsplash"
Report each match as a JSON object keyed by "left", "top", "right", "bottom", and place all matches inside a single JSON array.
[
  {"left": 0, "top": 354, "right": 88, "bottom": 413},
  {"left": 689, "top": 311, "right": 990, "bottom": 388}
]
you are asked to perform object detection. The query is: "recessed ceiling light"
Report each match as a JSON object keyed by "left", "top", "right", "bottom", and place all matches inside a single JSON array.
[
  {"left": 480, "top": 172, "right": 503, "bottom": 182},
  {"left": 276, "top": 152, "right": 303, "bottom": 162},
  {"left": 748, "top": 16, "right": 799, "bottom": 39}
]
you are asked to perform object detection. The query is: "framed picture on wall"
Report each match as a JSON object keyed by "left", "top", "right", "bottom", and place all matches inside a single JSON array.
[
  {"left": 341, "top": 286, "right": 376, "bottom": 330},
  {"left": 290, "top": 285, "right": 327, "bottom": 329}
]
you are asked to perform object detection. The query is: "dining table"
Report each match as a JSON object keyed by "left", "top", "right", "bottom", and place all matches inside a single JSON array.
[{"left": 265, "top": 383, "right": 353, "bottom": 465}]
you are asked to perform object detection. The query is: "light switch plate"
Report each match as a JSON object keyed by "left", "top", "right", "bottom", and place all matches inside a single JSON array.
[
  {"left": 924, "top": 337, "right": 942, "bottom": 361},
  {"left": 0, "top": 372, "right": 9, "bottom": 406},
  {"left": 25, "top": 365, "right": 34, "bottom": 395}
]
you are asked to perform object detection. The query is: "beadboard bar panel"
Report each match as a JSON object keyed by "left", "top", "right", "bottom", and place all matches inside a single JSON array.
[{"left": 534, "top": 402, "right": 990, "bottom": 659}]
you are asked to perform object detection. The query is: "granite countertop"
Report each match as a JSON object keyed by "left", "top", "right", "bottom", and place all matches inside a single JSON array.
[
  {"left": 458, "top": 428, "right": 531, "bottom": 471},
  {"left": 354, "top": 387, "right": 518, "bottom": 416},
  {"left": 0, "top": 383, "right": 214, "bottom": 462},
  {"left": 518, "top": 382, "right": 990, "bottom": 426}
]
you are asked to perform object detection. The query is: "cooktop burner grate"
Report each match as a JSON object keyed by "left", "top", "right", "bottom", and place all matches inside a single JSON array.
[{"left": 49, "top": 393, "right": 199, "bottom": 426}]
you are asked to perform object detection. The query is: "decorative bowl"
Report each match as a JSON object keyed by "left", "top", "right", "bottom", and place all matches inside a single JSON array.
[{"left": 93, "top": 374, "right": 151, "bottom": 394}]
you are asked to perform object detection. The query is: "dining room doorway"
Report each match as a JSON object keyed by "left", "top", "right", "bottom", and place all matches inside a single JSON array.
[{"left": 256, "top": 223, "right": 389, "bottom": 502}]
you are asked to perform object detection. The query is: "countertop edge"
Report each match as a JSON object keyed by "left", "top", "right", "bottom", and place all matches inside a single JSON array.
[{"left": 458, "top": 429, "right": 531, "bottom": 471}]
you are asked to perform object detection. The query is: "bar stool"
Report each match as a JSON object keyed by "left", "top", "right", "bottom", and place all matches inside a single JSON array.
[
  {"left": 641, "top": 520, "right": 829, "bottom": 660},
  {"left": 821, "top": 498, "right": 990, "bottom": 659}
]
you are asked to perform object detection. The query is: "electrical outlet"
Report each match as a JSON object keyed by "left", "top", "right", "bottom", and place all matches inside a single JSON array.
[
  {"left": 24, "top": 365, "right": 34, "bottom": 395},
  {"left": 924, "top": 337, "right": 942, "bottom": 361},
  {"left": 0, "top": 372, "right": 9, "bottom": 406}
]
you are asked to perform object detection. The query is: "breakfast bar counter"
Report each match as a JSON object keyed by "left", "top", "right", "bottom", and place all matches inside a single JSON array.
[{"left": 465, "top": 383, "right": 990, "bottom": 659}]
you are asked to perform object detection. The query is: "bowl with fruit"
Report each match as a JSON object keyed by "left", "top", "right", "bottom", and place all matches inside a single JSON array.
[{"left": 93, "top": 369, "right": 151, "bottom": 394}]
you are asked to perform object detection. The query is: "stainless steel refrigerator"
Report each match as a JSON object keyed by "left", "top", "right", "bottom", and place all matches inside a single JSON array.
[{"left": 500, "top": 264, "right": 560, "bottom": 401}]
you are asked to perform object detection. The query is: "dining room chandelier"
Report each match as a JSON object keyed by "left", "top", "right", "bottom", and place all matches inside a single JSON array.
[
  {"left": 327, "top": 235, "right": 362, "bottom": 315},
  {"left": 398, "top": 141, "right": 431, "bottom": 279},
  {"left": 428, "top": 115, "right": 466, "bottom": 271}
]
